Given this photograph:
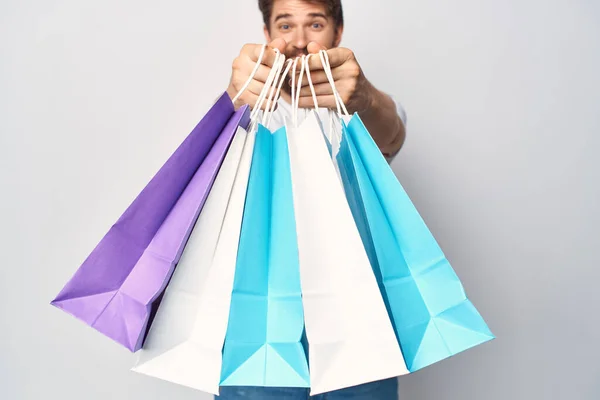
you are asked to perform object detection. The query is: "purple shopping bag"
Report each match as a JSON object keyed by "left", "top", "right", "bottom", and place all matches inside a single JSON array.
[{"left": 51, "top": 92, "right": 250, "bottom": 352}]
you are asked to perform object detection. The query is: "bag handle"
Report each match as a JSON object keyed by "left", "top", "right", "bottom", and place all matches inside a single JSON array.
[
  {"left": 303, "top": 54, "right": 320, "bottom": 112},
  {"left": 261, "top": 54, "right": 286, "bottom": 124},
  {"left": 244, "top": 48, "right": 281, "bottom": 133},
  {"left": 293, "top": 55, "right": 306, "bottom": 127},
  {"left": 292, "top": 54, "right": 320, "bottom": 127},
  {"left": 319, "top": 49, "right": 350, "bottom": 117},
  {"left": 264, "top": 58, "right": 294, "bottom": 128},
  {"left": 318, "top": 50, "right": 349, "bottom": 145},
  {"left": 230, "top": 45, "right": 296, "bottom": 131},
  {"left": 251, "top": 48, "right": 282, "bottom": 121},
  {"left": 290, "top": 57, "right": 301, "bottom": 126},
  {"left": 231, "top": 44, "right": 266, "bottom": 105}
]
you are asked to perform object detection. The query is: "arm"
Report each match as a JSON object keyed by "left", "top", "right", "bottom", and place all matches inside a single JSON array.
[{"left": 359, "top": 82, "right": 406, "bottom": 158}]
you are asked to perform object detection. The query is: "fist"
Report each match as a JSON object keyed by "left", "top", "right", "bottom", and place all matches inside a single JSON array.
[
  {"left": 298, "top": 43, "right": 373, "bottom": 114},
  {"left": 227, "top": 39, "right": 287, "bottom": 110}
]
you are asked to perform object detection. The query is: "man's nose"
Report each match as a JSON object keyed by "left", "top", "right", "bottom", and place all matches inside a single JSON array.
[{"left": 290, "top": 28, "right": 308, "bottom": 50}]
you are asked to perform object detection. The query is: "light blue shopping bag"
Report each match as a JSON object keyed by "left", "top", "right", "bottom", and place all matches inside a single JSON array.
[
  {"left": 220, "top": 124, "right": 309, "bottom": 387},
  {"left": 336, "top": 114, "right": 494, "bottom": 372}
]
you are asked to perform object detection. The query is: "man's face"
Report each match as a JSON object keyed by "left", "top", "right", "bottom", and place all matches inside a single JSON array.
[{"left": 264, "top": 0, "right": 343, "bottom": 59}]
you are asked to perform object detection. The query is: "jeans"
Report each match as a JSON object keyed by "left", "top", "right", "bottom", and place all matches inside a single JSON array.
[{"left": 216, "top": 378, "right": 398, "bottom": 399}]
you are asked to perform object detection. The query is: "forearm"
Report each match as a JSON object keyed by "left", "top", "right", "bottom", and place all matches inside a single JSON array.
[{"left": 359, "top": 83, "right": 406, "bottom": 157}]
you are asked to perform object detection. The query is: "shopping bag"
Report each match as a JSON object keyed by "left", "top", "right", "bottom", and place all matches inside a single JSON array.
[
  {"left": 313, "top": 48, "right": 493, "bottom": 373},
  {"left": 219, "top": 124, "right": 310, "bottom": 388},
  {"left": 132, "top": 123, "right": 255, "bottom": 393},
  {"left": 286, "top": 108, "right": 408, "bottom": 395},
  {"left": 51, "top": 93, "right": 248, "bottom": 351},
  {"left": 338, "top": 115, "right": 494, "bottom": 371}
]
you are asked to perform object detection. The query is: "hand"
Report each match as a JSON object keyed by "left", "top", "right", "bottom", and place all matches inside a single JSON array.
[
  {"left": 296, "top": 42, "right": 374, "bottom": 113},
  {"left": 226, "top": 39, "right": 287, "bottom": 110}
]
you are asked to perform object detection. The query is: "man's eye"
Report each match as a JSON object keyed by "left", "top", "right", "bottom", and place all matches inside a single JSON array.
[
  {"left": 312, "top": 23, "right": 322, "bottom": 29},
  {"left": 281, "top": 24, "right": 290, "bottom": 30}
]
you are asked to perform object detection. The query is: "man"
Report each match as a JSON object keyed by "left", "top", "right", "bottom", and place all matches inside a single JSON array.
[
  {"left": 218, "top": 1, "right": 404, "bottom": 399},
  {"left": 226, "top": 0, "right": 406, "bottom": 162}
]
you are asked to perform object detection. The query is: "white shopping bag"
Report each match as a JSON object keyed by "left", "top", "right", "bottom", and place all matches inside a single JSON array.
[
  {"left": 327, "top": 110, "right": 345, "bottom": 185},
  {"left": 283, "top": 54, "right": 408, "bottom": 395},
  {"left": 286, "top": 113, "right": 409, "bottom": 395},
  {"left": 131, "top": 125, "right": 255, "bottom": 393}
]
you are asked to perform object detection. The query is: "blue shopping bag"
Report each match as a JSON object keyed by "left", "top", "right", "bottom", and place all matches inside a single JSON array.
[
  {"left": 220, "top": 124, "right": 310, "bottom": 387},
  {"left": 336, "top": 114, "right": 494, "bottom": 372}
]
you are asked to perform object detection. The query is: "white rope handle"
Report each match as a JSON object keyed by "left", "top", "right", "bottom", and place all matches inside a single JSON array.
[
  {"left": 246, "top": 49, "right": 283, "bottom": 133},
  {"left": 318, "top": 51, "right": 342, "bottom": 117},
  {"left": 251, "top": 48, "right": 282, "bottom": 121},
  {"left": 303, "top": 54, "right": 320, "bottom": 112},
  {"left": 293, "top": 55, "right": 306, "bottom": 127},
  {"left": 262, "top": 55, "right": 287, "bottom": 123},
  {"left": 251, "top": 49, "right": 280, "bottom": 119},
  {"left": 290, "top": 57, "right": 300, "bottom": 124},
  {"left": 318, "top": 50, "right": 349, "bottom": 147},
  {"left": 264, "top": 59, "right": 294, "bottom": 128},
  {"left": 320, "top": 49, "right": 350, "bottom": 117},
  {"left": 232, "top": 44, "right": 266, "bottom": 105},
  {"left": 292, "top": 55, "right": 319, "bottom": 127}
]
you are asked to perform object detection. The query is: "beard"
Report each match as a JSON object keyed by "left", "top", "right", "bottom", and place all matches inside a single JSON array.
[{"left": 285, "top": 47, "right": 309, "bottom": 59}]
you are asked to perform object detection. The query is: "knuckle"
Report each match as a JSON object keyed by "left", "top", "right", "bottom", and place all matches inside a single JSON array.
[
  {"left": 241, "top": 43, "right": 254, "bottom": 55},
  {"left": 340, "top": 89, "right": 352, "bottom": 104},
  {"left": 348, "top": 63, "right": 360, "bottom": 78},
  {"left": 342, "top": 47, "right": 355, "bottom": 60},
  {"left": 347, "top": 79, "right": 357, "bottom": 93},
  {"left": 231, "top": 56, "right": 244, "bottom": 71}
]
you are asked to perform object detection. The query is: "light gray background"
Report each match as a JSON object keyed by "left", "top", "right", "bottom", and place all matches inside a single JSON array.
[{"left": 1, "top": 1, "right": 599, "bottom": 399}]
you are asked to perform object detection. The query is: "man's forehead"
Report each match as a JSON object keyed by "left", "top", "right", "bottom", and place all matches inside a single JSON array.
[{"left": 271, "top": 0, "right": 330, "bottom": 20}]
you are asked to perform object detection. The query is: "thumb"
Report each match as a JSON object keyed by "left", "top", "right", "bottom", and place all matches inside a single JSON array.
[
  {"left": 269, "top": 38, "right": 287, "bottom": 54},
  {"left": 307, "top": 41, "right": 327, "bottom": 54}
]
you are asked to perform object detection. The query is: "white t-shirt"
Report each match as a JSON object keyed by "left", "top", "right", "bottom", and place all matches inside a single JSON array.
[{"left": 267, "top": 96, "right": 407, "bottom": 163}]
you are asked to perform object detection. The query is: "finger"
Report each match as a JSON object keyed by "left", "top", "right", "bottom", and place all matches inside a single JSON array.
[
  {"left": 298, "top": 83, "right": 334, "bottom": 97},
  {"left": 252, "top": 79, "right": 284, "bottom": 108},
  {"left": 234, "top": 57, "right": 275, "bottom": 83},
  {"left": 297, "top": 95, "right": 338, "bottom": 109},
  {"left": 248, "top": 45, "right": 281, "bottom": 68},
  {"left": 307, "top": 41, "right": 327, "bottom": 54},
  {"left": 250, "top": 39, "right": 287, "bottom": 67},
  {"left": 262, "top": 47, "right": 283, "bottom": 68},
  {"left": 233, "top": 91, "right": 259, "bottom": 109},
  {"left": 301, "top": 53, "right": 354, "bottom": 76},
  {"left": 324, "top": 47, "right": 355, "bottom": 68},
  {"left": 252, "top": 64, "right": 277, "bottom": 83},
  {"left": 298, "top": 70, "right": 330, "bottom": 86},
  {"left": 269, "top": 38, "right": 287, "bottom": 54},
  {"left": 243, "top": 43, "right": 263, "bottom": 62},
  {"left": 306, "top": 53, "right": 325, "bottom": 71},
  {"left": 295, "top": 69, "right": 345, "bottom": 86},
  {"left": 243, "top": 79, "right": 267, "bottom": 97},
  {"left": 239, "top": 91, "right": 276, "bottom": 111},
  {"left": 234, "top": 77, "right": 277, "bottom": 104}
]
